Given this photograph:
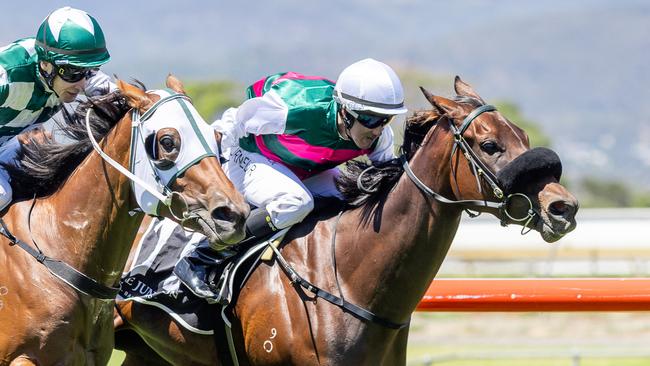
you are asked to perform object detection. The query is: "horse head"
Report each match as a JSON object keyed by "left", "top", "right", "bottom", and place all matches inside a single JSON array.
[
  {"left": 118, "top": 75, "right": 249, "bottom": 247},
  {"left": 416, "top": 76, "right": 578, "bottom": 242}
]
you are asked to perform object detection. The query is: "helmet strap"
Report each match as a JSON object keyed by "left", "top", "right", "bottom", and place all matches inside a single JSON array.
[
  {"left": 38, "top": 62, "right": 57, "bottom": 92},
  {"left": 338, "top": 108, "right": 359, "bottom": 146},
  {"left": 340, "top": 107, "right": 355, "bottom": 129}
]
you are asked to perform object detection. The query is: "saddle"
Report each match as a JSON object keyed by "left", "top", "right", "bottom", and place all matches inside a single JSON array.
[
  {"left": 118, "top": 198, "right": 347, "bottom": 333},
  {"left": 174, "top": 197, "right": 347, "bottom": 305},
  {"left": 174, "top": 228, "right": 289, "bottom": 305}
]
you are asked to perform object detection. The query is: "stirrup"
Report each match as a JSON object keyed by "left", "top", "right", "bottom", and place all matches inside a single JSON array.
[{"left": 173, "top": 248, "right": 236, "bottom": 304}]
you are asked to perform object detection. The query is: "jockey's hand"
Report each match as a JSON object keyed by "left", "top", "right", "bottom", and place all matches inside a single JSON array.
[{"left": 17, "top": 128, "right": 52, "bottom": 146}]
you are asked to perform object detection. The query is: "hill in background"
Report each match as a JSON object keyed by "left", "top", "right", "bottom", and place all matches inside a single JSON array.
[{"left": 3, "top": 0, "right": 649, "bottom": 192}]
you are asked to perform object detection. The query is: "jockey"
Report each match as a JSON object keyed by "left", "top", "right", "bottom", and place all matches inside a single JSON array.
[
  {"left": 217, "top": 58, "right": 408, "bottom": 239},
  {"left": 175, "top": 58, "right": 408, "bottom": 298},
  {"left": 0, "top": 6, "right": 114, "bottom": 212}
]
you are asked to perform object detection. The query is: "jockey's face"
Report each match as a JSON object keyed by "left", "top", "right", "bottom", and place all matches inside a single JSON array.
[
  {"left": 348, "top": 120, "right": 386, "bottom": 149},
  {"left": 40, "top": 62, "right": 88, "bottom": 103},
  {"left": 337, "top": 109, "right": 392, "bottom": 149}
]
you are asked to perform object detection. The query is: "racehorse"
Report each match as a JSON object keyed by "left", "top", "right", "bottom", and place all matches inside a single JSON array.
[
  {"left": 114, "top": 77, "right": 578, "bottom": 365},
  {"left": 0, "top": 75, "right": 249, "bottom": 366}
]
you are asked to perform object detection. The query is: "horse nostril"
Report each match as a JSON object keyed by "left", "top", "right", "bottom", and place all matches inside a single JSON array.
[
  {"left": 549, "top": 200, "right": 574, "bottom": 218},
  {"left": 212, "top": 206, "right": 237, "bottom": 223}
]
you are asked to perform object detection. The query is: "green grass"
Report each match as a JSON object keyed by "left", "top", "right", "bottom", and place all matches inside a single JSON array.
[
  {"left": 109, "top": 347, "right": 650, "bottom": 366},
  {"left": 406, "top": 345, "right": 650, "bottom": 366},
  {"left": 408, "top": 359, "right": 650, "bottom": 366}
]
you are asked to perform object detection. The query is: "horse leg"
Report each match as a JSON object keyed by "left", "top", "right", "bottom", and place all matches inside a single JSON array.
[
  {"left": 380, "top": 326, "right": 410, "bottom": 366},
  {"left": 115, "top": 301, "right": 171, "bottom": 365},
  {"left": 114, "top": 300, "right": 217, "bottom": 366},
  {"left": 115, "top": 329, "right": 171, "bottom": 366}
]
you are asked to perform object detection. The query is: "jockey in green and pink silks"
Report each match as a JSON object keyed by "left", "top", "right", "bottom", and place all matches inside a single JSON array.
[
  {"left": 172, "top": 59, "right": 408, "bottom": 299},
  {"left": 0, "top": 6, "right": 115, "bottom": 211},
  {"left": 214, "top": 58, "right": 408, "bottom": 237}
]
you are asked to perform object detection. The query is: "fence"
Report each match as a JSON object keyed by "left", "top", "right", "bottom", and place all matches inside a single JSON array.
[
  {"left": 439, "top": 208, "right": 650, "bottom": 277},
  {"left": 416, "top": 278, "right": 650, "bottom": 312},
  {"left": 412, "top": 278, "right": 650, "bottom": 365}
]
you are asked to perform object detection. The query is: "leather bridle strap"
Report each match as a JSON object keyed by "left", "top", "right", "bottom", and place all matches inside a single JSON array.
[
  {"left": 449, "top": 104, "right": 504, "bottom": 199},
  {"left": 0, "top": 218, "right": 119, "bottom": 300},
  {"left": 400, "top": 154, "right": 504, "bottom": 210},
  {"left": 267, "top": 241, "right": 409, "bottom": 330}
]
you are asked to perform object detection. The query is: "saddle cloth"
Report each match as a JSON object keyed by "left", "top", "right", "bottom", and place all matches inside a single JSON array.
[
  {"left": 118, "top": 198, "right": 345, "bottom": 335},
  {"left": 118, "top": 218, "right": 216, "bottom": 335}
]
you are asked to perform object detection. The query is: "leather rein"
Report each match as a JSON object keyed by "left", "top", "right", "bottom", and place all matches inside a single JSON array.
[{"left": 269, "top": 105, "right": 542, "bottom": 331}]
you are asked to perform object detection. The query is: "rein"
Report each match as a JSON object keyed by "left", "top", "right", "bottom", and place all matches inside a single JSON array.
[
  {"left": 263, "top": 105, "right": 538, "bottom": 331},
  {"left": 0, "top": 199, "right": 119, "bottom": 300},
  {"left": 402, "top": 104, "right": 537, "bottom": 229},
  {"left": 0, "top": 91, "right": 219, "bottom": 300},
  {"left": 267, "top": 211, "right": 410, "bottom": 330}
]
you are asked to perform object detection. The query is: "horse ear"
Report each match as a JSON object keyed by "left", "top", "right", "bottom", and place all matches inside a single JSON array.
[
  {"left": 166, "top": 74, "right": 186, "bottom": 95},
  {"left": 453, "top": 76, "right": 485, "bottom": 103},
  {"left": 419, "top": 86, "right": 463, "bottom": 118},
  {"left": 117, "top": 79, "right": 154, "bottom": 111}
]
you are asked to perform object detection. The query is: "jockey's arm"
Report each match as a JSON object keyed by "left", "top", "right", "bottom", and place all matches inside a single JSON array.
[{"left": 212, "top": 89, "right": 288, "bottom": 148}]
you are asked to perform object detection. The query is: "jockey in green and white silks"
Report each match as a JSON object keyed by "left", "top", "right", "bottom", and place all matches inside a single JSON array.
[
  {"left": 214, "top": 58, "right": 408, "bottom": 238},
  {"left": 0, "top": 6, "right": 115, "bottom": 211}
]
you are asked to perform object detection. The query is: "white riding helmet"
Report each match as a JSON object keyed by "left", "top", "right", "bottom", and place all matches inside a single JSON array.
[{"left": 333, "top": 58, "right": 408, "bottom": 116}]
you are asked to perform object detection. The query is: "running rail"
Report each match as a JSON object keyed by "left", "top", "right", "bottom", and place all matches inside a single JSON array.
[{"left": 416, "top": 278, "right": 650, "bottom": 312}]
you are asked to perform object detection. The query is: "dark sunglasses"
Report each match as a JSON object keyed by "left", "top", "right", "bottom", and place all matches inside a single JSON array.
[
  {"left": 345, "top": 109, "right": 395, "bottom": 129},
  {"left": 56, "top": 65, "right": 95, "bottom": 83}
]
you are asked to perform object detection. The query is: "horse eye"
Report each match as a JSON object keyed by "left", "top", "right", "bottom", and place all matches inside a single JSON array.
[
  {"left": 480, "top": 140, "right": 501, "bottom": 155},
  {"left": 159, "top": 136, "right": 175, "bottom": 152}
]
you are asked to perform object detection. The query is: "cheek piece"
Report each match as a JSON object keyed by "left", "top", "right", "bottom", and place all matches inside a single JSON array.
[{"left": 496, "top": 147, "right": 562, "bottom": 195}]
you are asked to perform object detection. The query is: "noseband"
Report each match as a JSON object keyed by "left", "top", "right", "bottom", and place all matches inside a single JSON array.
[{"left": 401, "top": 104, "right": 540, "bottom": 231}]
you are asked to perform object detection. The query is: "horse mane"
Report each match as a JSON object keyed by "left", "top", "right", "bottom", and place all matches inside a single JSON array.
[
  {"left": 2, "top": 89, "right": 133, "bottom": 199},
  {"left": 336, "top": 95, "right": 485, "bottom": 225}
]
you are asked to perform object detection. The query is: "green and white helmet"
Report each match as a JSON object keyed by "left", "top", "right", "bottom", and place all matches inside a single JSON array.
[{"left": 35, "top": 7, "right": 110, "bottom": 68}]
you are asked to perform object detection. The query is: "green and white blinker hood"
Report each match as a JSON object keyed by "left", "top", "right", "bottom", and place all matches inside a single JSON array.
[
  {"left": 129, "top": 89, "right": 220, "bottom": 216},
  {"left": 85, "top": 88, "right": 220, "bottom": 218}
]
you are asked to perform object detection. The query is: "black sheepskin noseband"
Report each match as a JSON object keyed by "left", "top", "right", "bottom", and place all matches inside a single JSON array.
[{"left": 496, "top": 147, "right": 562, "bottom": 195}]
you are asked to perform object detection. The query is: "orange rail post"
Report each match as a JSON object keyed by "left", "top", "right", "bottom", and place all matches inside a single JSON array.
[{"left": 417, "top": 278, "right": 650, "bottom": 312}]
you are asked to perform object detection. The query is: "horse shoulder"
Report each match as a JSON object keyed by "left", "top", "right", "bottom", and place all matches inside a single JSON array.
[{"left": 235, "top": 226, "right": 335, "bottom": 364}]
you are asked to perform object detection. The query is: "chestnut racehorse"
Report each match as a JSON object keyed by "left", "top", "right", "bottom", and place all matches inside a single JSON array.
[
  {"left": 0, "top": 76, "right": 248, "bottom": 365},
  {"left": 114, "top": 77, "right": 578, "bottom": 365}
]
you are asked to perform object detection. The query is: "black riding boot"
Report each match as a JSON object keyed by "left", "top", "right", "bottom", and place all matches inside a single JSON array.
[
  {"left": 174, "top": 208, "right": 277, "bottom": 300},
  {"left": 242, "top": 207, "right": 278, "bottom": 242},
  {"left": 174, "top": 244, "right": 236, "bottom": 300}
]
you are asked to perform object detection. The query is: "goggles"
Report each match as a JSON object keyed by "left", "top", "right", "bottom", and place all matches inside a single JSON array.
[
  {"left": 345, "top": 109, "right": 395, "bottom": 129},
  {"left": 56, "top": 65, "right": 95, "bottom": 83}
]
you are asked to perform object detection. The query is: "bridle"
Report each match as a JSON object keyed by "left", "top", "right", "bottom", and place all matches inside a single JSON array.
[
  {"left": 257, "top": 105, "right": 546, "bottom": 336},
  {"left": 86, "top": 90, "right": 223, "bottom": 227},
  {"left": 400, "top": 104, "right": 538, "bottom": 231},
  {"left": 0, "top": 89, "right": 224, "bottom": 300}
]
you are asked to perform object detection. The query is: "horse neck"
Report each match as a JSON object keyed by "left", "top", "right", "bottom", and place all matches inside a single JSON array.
[
  {"left": 39, "top": 112, "right": 141, "bottom": 287},
  {"left": 336, "top": 125, "right": 463, "bottom": 322}
]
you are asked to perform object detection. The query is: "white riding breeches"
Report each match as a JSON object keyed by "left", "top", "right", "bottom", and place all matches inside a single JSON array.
[{"left": 223, "top": 147, "right": 342, "bottom": 230}]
